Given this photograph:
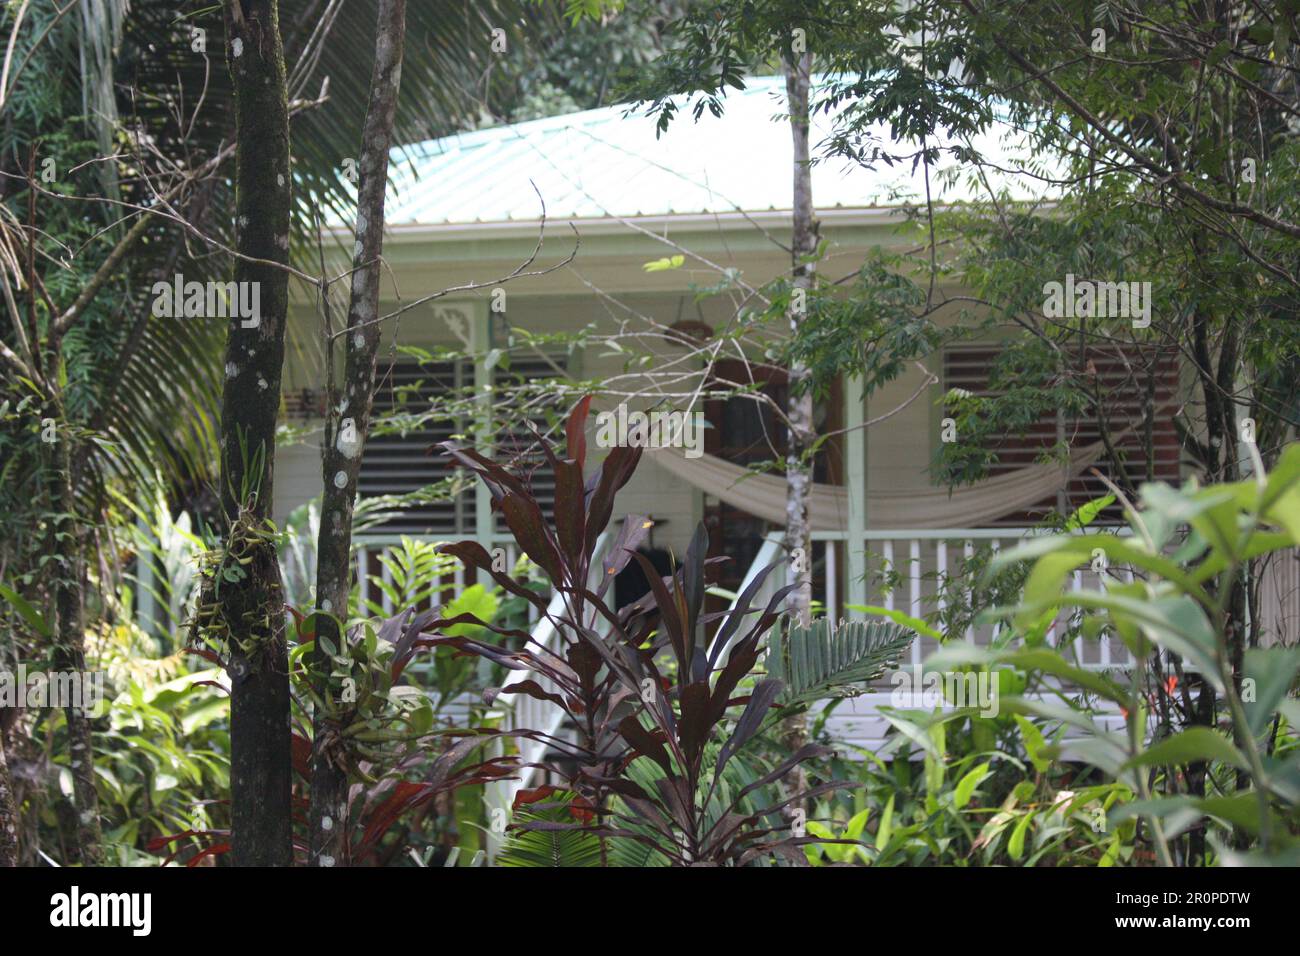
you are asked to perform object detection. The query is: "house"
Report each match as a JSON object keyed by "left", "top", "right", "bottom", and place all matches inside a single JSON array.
[{"left": 269, "top": 77, "right": 1298, "bottom": 769}]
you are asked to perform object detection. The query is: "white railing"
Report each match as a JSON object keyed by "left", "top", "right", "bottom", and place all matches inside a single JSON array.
[{"left": 732, "top": 527, "right": 1139, "bottom": 672}]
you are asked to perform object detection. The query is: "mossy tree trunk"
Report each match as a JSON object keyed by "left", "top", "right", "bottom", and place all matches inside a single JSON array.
[
  {"left": 220, "top": 0, "right": 294, "bottom": 867},
  {"left": 51, "top": 451, "right": 102, "bottom": 865},
  {"left": 39, "top": 369, "right": 102, "bottom": 865},
  {"left": 0, "top": 724, "right": 18, "bottom": 867},
  {"left": 309, "top": 0, "right": 407, "bottom": 868}
]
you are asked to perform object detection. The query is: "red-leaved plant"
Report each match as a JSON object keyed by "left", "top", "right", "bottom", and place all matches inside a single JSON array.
[{"left": 428, "top": 397, "right": 853, "bottom": 865}]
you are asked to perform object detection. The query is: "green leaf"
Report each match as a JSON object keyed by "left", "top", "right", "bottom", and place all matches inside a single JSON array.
[
  {"left": 769, "top": 618, "right": 915, "bottom": 706},
  {"left": 954, "top": 762, "right": 991, "bottom": 809},
  {"left": 875, "top": 794, "right": 895, "bottom": 851},
  {"left": 1197, "top": 794, "right": 1265, "bottom": 835},
  {"left": 0, "top": 582, "right": 53, "bottom": 639},
  {"left": 1065, "top": 494, "right": 1116, "bottom": 531},
  {"left": 1123, "top": 728, "right": 1248, "bottom": 771},
  {"left": 1243, "top": 647, "right": 1300, "bottom": 738},
  {"left": 642, "top": 255, "right": 684, "bottom": 272},
  {"left": 928, "top": 645, "right": 1128, "bottom": 704},
  {"left": 851, "top": 604, "right": 943, "bottom": 641},
  {"left": 993, "top": 532, "right": 1210, "bottom": 609},
  {"left": 1262, "top": 444, "right": 1300, "bottom": 543},
  {"left": 496, "top": 792, "right": 605, "bottom": 867},
  {"left": 1007, "top": 811, "right": 1034, "bottom": 861},
  {"left": 442, "top": 584, "right": 499, "bottom": 639},
  {"left": 844, "top": 807, "right": 870, "bottom": 842},
  {"left": 1038, "top": 592, "right": 1224, "bottom": 692},
  {"left": 1014, "top": 714, "right": 1050, "bottom": 774}
]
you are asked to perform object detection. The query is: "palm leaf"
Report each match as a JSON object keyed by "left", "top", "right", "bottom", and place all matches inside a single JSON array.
[
  {"left": 496, "top": 793, "right": 604, "bottom": 868},
  {"left": 766, "top": 619, "right": 916, "bottom": 707},
  {"left": 4, "top": 0, "right": 546, "bottom": 517}
]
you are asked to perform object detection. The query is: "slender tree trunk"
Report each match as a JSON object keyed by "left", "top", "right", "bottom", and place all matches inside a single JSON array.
[
  {"left": 44, "top": 402, "right": 102, "bottom": 865},
  {"left": 220, "top": 0, "right": 293, "bottom": 867},
  {"left": 308, "top": 0, "right": 407, "bottom": 868},
  {"left": 782, "top": 51, "right": 817, "bottom": 628},
  {"left": 0, "top": 727, "right": 18, "bottom": 867},
  {"left": 780, "top": 51, "right": 818, "bottom": 806},
  {"left": 54, "top": 504, "right": 102, "bottom": 866}
]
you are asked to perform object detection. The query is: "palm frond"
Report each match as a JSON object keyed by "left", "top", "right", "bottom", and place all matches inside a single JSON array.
[
  {"left": 766, "top": 619, "right": 916, "bottom": 707},
  {"left": 496, "top": 794, "right": 603, "bottom": 868},
  {"left": 75, "top": 0, "right": 129, "bottom": 198}
]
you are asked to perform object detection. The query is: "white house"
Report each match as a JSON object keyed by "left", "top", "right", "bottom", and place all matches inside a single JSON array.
[{"left": 268, "top": 77, "right": 1297, "bottom": 766}]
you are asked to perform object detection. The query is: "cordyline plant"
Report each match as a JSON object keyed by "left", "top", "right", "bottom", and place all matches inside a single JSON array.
[
  {"left": 431, "top": 398, "right": 655, "bottom": 853},
  {"left": 294, "top": 604, "right": 518, "bottom": 864},
  {"left": 177, "top": 604, "right": 517, "bottom": 866},
  {"left": 427, "top": 397, "right": 856, "bottom": 865}
]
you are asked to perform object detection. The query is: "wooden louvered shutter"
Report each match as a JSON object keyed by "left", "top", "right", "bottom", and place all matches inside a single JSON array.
[
  {"left": 359, "top": 359, "right": 465, "bottom": 535},
  {"left": 357, "top": 353, "right": 569, "bottom": 535},
  {"left": 943, "top": 344, "right": 1181, "bottom": 526}
]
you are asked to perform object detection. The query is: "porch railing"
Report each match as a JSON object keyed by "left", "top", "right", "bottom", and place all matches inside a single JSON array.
[{"left": 730, "top": 527, "right": 1139, "bottom": 672}]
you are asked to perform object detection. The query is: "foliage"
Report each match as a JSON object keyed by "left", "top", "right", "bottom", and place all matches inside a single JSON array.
[
  {"left": 508, "top": 1, "right": 686, "bottom": 122},
  {"left": 930, "top": 445, "right": 1300, "bottom": 864},
  {"left": 816, "top": 707, "right": 1137, "bottom": 867},
  {"left": 425, "top": 397, "right": 896, "bottom": 864},
  {"left": 93, "top": 623, "right": 232, "bottom": 866},
  {"left": 766, "top": 618, "right": 915, "bottom": 707},
  {"left": 496, "top": 788, "right": 605, "bottom": 867},
  {"left": 288, "top": 603, "right": 516, "bottom": 864}
]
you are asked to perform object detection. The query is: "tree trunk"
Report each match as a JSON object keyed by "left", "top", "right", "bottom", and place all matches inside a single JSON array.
[
  {"left": 782, "top": 51, "right": 817, "bottom": 628},
  {"left": 780, "top": 51, "right": 818, "bottom": 808},
  {"left": 0, "top": 727, "right": 18, "bottom": 867},
  {"left": 44, "top": 410, "right": 102, "bottom": 865},
  {"left": 309, "top": 0, "right": 407, "bottom": 868},
  {"left": 220, "top": 0, "right": 294, "bottom": 867}
]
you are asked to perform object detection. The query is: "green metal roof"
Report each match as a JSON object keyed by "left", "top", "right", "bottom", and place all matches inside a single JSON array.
[{"left": 381, "top": 75, "right": 1051, "bottom": 227}]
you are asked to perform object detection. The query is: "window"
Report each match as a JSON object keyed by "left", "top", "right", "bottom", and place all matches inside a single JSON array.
[
  {"left": 357, "top": 353, "right": 568, "bottom": 536},
  {"left": 360, "top": 359, "right": 464, "bottom": 535},
  {"left": 943, "top": 344, "right": 1181, "bottom": 526}
]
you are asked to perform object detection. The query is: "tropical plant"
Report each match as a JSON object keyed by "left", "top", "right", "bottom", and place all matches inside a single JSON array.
[
  {"left": 767, "top": 618, "right": 915, "bottom": 708},
  {"left": 495, "top": 788, "right": 605, "bottom": 867},
  {"left": 94, "top": 623, "right": 232, "bottom": 866},
  {"left": 823, "top": 709, "right": 1136, "bottom": 867},
  {"left": 423, "top": 396, "right": 921, "bottom": 864},
  {"left": 929, "top": 444, "right": 1300, "bottom": 864}
]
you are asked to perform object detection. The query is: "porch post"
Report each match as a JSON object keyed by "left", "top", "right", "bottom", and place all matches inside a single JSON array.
[
  {"left": 469, "top": 297, "right": 509, "bottom": 861},
  {"left": 469, "top": 300, "right": 494, "bottom": 567},
  {"left": 135, "top": 516, "right": 156, "bottom": 640},
  {"left": 845, "top": 374, "right": 868, "bottom": 618}
]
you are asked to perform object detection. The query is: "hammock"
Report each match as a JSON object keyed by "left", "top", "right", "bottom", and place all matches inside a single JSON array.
[{"left": 643, "top": 441, "right": 1108, "bottom": 531}]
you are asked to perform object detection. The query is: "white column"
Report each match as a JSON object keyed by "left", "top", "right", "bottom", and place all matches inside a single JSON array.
[
  {"left": 135, "top": 516, "right": 156, "bottom": 639},
  {"left": 845, "top": 374, "right": 868, "bottom": 617},
  {"left": 469, "top": 300, "right": 494, "bottom": 579}
]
